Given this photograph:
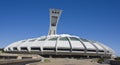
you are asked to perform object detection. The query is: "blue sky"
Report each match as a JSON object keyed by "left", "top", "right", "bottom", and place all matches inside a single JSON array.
[{"left": 0, "top": 0, "right": 120, "bottom": 56}]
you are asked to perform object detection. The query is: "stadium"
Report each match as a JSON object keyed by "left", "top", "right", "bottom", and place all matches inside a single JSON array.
[{"left": 4, "top": 9, "right": 115, "bottom": 58}]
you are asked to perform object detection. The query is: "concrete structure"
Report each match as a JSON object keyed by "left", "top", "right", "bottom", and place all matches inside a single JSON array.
[
  {"left": 4, "top": 9, "right": 115, "bottom": 58},
  {"left": 0, "top": 53, "right": 41, "bottom": 59},
  {"left": 48, "top": 9, "right": 62, "bottom": 35},
  {"left": 0, "top": 53, "right": 41, "bottom": 65}
]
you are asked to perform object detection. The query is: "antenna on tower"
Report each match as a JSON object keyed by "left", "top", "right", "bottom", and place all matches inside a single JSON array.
[{"left": 48, "top": 9, "right": 62, "bottom": 35}]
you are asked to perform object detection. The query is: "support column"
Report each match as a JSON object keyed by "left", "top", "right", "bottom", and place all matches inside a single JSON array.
[{"left": 87, "top": 55, "right": 90, "bottom": 59}]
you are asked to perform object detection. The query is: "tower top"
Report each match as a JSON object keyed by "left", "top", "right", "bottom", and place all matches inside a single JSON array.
[{"left": 48, "top": 9, "right": 62, "bottom": 35}]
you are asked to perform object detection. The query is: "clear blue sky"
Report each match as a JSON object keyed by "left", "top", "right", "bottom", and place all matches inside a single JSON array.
[{"left": 0, "top": 0, "right": 120, "bottom": 56}]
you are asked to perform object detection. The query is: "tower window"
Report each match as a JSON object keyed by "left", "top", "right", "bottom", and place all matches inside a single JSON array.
[
  {"left": 52, "top": 11, "right": 55, "bottom": 13},
  {"left": 51, "top": 16, "right": 58, "bottom": 26},
  {"left": 52, "top": 11, "right": 59, "bottom": 14},
  {"left": 51, "top": 23, "right": 56, "bottom": 26}
]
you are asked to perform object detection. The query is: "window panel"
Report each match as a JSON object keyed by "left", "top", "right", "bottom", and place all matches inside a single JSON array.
[{"left": 59, "top": 37, "right": 68, "bottom": 41}]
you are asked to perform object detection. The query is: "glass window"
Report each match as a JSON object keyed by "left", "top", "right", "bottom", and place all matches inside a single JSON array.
[
  {"left": 43, "top": 47, "right": 55, "bottom": 50},
  {"left": 21, "top": 40, "right": 26, "bottom": 43},
  {"left": 52, "top": 11, "right": 54, "bottom": 13},
  {"left": 70, "top": 37, "right": 80, "bottom": 41},
  {"left": 38, "top": 38, "right": 46, "bottom": 41},
  {"left": 107, "top": 51, "right": 109, "bottom": 53},
  {"left": 21, "top": 47, "right": 28, "bottom": 50},
  {"left": 51, "top": 23, "right": 56, "bottom": 26},
  {"left": 51, "top": 16, "right": 58, "bottom": 26},
  {"left": 80, "top": 38, "right": 89, "bottom": 42},
  {"left": 56, "top": 12, "right": 59, "bottom": 14},
  {"left": 98, "top": 50, "right": 104, "bottom": 52},
  {"left": 72, "top": 49, "right": 84, "bottom": 51},
  {"left": 31, "top": 47, "right": 41, "bottom": 51},
  {"left": 87, "top": 50, "right": 96, "bottom": 52},
  {"left": 13, "top": 47, "right": 17, "bottom": 50},
  {"left": 48, "top": 37, "right": 58, "bottom": 41},
  {"left": 8, "top": 48, "right": 11, "bottom": 51},
  {"left": 59, "top": 37, "right": 68, "bottom": 41}
]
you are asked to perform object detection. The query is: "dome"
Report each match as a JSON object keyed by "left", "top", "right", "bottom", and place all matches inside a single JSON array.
[
  {"left": 4, "top": 9, "right": 115, "bottom": 58},
  {"left": 4, "top": 34, "right": 115, "bottom": 58}
]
